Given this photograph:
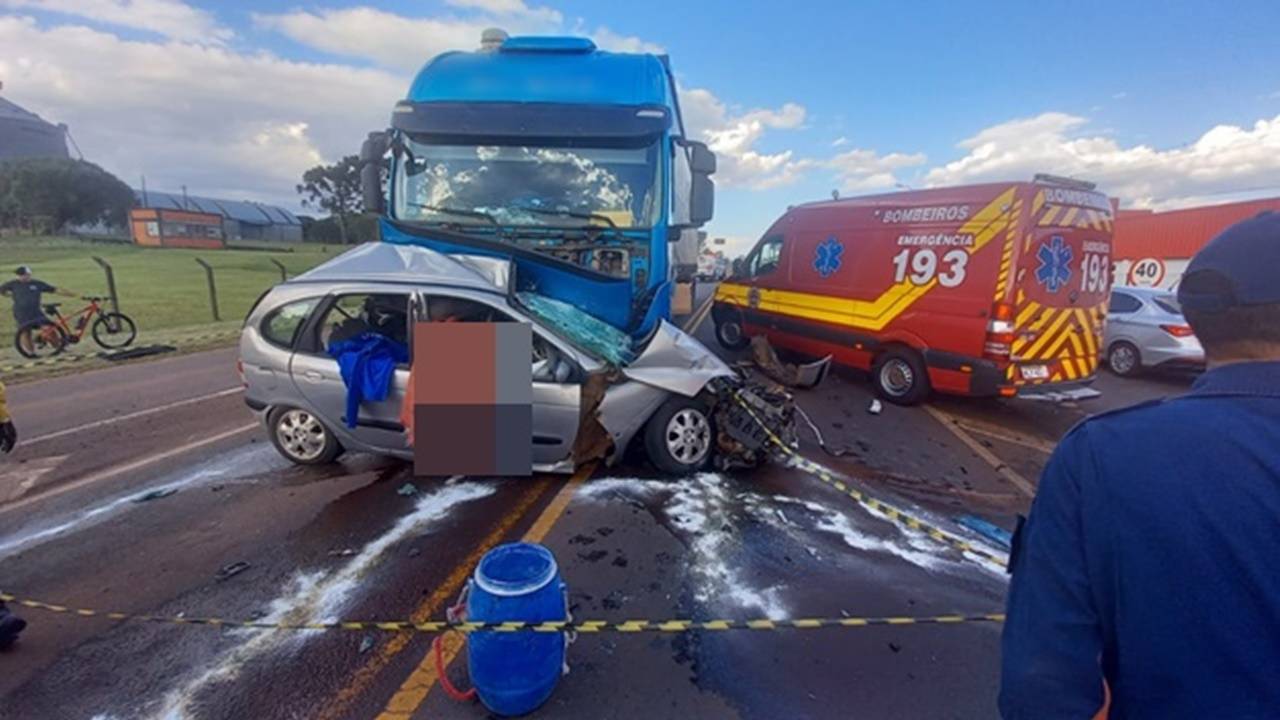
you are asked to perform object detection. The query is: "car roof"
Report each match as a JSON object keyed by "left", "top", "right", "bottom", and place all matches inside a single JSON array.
[
  {"left": 286, "top": 242, "right": 507, "bottom": 294},
  {"left": 1112, "top": 285, "right": 1175, "bottom": 297}
]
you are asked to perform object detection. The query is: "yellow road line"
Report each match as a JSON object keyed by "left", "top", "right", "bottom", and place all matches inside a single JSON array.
[
  {"left": 376, "top": 466, "right": 592, "bottom": 719},
  {"left": 953, "top": 422, "right": 1056, "bottom": 455},
  {"left": 317, "top": 481, "right": 551, "bottom": 720},
  {"left": 923, "top": 405, "right": 1036, "bottom": 497},
  {"left": 684, "top": 290, "right": 716, "bottom": 335}
]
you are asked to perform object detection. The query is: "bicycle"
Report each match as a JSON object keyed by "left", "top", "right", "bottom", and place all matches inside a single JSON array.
[{"left": 14, "top": 296, "right": 137, "bottom": 359}]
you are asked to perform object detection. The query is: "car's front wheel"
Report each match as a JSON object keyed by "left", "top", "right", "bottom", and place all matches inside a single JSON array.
[
  {"left": 644, "top": 396, "right": 714, "bottom": 475},
  {"left": 269, "top": 406, "right": 343, "bottom": 465}
]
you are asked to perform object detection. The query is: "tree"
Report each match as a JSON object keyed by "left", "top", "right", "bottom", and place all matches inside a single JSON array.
[
  {"left": 296, "top": 155, "right": 363, "bottom": 244},
  {"left": 0, "top": 158, "right": 135, "bottom": 233}
]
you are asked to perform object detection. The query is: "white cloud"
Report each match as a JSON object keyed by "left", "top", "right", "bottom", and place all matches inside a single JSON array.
[
  {"left": 0, "top": 15, "right": 401, "bottom": 206},
  {"left": 1111, "top": 91, "right": 1128, "bottom": 100},
  {"left": 251, "top": 7, "right": 554, "bottom": 72},
  {"left": 585, "top": 25, "right": 664, "bottom": 54},
  {"left": 252, "top": 5, "right": 658, "bottom": 72},
  {"left": 0, "top": 0, "right": 230, "bottom": 44},
  {"left": 445, "top": 0, "right": 561, "bottom": 23},
  {"left": 828, "top": 147, "right": 926, "bottom": 192},
  {"left": 680, "top": 87, "right": 812, "bottom": 190},
  {"left": 831, "top": 136, "right": 848, "bottom": 147},
  {"left": 924, "top": 111, "right": 1280, "bottom": 208}
]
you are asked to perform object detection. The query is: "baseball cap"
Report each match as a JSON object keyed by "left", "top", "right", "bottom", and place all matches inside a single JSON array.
[
  {"left": 1178, "top": 211, "right": 1280, "bottom": 313},
  {"left": 14, "top": 265, "right": 30, "bottom": 276}
]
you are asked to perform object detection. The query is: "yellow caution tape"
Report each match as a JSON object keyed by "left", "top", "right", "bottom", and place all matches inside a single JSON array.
[
  {"left": 731, "top": 391, "right": 1009, "bottom": 568},
  {"left": 0, "top": 592, "right": 1002, "bottom": 633}
]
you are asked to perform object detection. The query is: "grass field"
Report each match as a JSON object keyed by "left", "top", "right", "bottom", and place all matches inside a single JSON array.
[{"left": 0, "top": 236, "right": 340, "bottom": 344}]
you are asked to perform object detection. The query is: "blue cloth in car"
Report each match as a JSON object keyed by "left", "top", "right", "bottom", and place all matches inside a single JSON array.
[{"left": 327, "top": 333, "right": 409, "bottom": 429}]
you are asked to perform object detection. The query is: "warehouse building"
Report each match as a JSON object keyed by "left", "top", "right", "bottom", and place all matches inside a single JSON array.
[
  {"left": 133, "top": 189, "right": 302, "bottom": 243},
  {"left": 0, "top": 93, "right": 70, "bottom": 161},
  {"left": 1112, "top": 196, "right": 1280, "bottom": 290}
]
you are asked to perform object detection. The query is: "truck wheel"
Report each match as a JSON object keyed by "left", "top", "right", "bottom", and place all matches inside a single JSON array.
[
  {"left": 872, "top": 348, "right": 931, "bottom": 405},
  {"left": 269, "top": 406, "right": 343, "bottom": 465},
  {"left": 644, "top": 396, "right": 714, "bottom": 475},
  {"left": 714, "top": 313, "right": 750, "bottom": 350},
  {"left": 1108, "top": 341, "right": 1142, "bottom": 377}
]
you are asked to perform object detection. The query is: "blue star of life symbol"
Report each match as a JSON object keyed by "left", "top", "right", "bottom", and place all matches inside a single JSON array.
[
  {"left": 813, "top": 235, "right": 843, "bottom": 278},
  {"left": 1036, "top": 235, "right": 1073, "bottom": 293}
]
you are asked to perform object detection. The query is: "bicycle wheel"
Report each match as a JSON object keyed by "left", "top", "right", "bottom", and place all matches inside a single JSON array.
[
  {"left": 15, "top": 324, "right": 68, "bottom": 359},
  {"left": 92, "top": 312, "right": 137, "bottom": 349}
]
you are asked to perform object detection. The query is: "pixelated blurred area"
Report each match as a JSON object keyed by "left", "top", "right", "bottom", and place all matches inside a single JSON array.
[{"left": 411, "top": 322, "right": 532, "bottom": 476}]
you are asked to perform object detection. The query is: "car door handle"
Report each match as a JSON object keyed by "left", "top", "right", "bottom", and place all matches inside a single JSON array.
[{"left": 303, "top": 370, "right": 325, "bottom": 381}]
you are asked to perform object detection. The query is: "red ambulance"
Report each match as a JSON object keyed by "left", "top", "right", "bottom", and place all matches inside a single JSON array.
[{"left": 712, "top": 176, "right": 1114, "bottom": 404}]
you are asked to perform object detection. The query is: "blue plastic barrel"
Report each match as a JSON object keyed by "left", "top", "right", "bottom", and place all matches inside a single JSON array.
[{"left": 467, "top": 542, "right": 567, "bottom": 716}]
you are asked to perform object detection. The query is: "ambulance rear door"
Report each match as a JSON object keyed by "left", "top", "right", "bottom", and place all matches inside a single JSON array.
[{"left": 1009, "top": 183, "right": 1114, "bottom": 387}]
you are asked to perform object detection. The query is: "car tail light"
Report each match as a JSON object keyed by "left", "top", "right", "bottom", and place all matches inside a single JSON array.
[
  {"left": 984, "top": 302, "right": 1015, "bottom": 360},
  {"left": 1160, "top": 324, "right": 1195, "bottom": 338}
]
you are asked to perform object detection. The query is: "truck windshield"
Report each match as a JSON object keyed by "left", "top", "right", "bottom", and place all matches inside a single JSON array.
[{"left": 394, "top": 137, "right": 662, "bottom": 230}]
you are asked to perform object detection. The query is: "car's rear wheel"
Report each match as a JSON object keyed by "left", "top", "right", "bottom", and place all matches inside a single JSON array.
[
  {"left": 269, "top": 407, "right": 343, "bottom": 465},
  {"left": 1108, "top": 341, "right": 1142, "bottom": 377},
  {"left": 871, "top": 347, "right": 931, "bottom": 405},
  {"left": 714, "top": 312, "right": 749, "bottom": 350},
  {"left": 644, "top": 396, "right": 714, "bottom": 475}
]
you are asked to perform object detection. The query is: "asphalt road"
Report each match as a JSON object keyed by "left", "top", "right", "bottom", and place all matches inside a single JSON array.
[{"left": 0, "top": 286, "right": 1194, "bottom": 720}]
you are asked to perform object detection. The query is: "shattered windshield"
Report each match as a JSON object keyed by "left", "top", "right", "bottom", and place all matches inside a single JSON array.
[
  {"left": 515, "top": 291, "right": 636, "bottom": 366},
  {"left": 393, "top": 138, "right": 662, "bottom": 229}
]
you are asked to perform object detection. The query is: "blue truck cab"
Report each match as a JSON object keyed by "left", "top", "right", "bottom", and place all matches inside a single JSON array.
[{"left": 360, "top": 32, "right": 716, "bottom": 336}]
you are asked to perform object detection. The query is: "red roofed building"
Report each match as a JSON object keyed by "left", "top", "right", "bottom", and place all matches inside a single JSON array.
[{"left": 1112, "top": 196, "right": 1280, "bottom": 290}]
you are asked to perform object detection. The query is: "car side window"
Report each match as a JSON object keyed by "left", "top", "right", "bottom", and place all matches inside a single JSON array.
[
  {"left": 260, "top": 298, "right": 320, "bottom": 349},
  {"left": 750, "top": 235, "right": 784, "bottom": 277},
  {"left": 1109, "top": 292, "right": 1142, "bottom": 314},
  {"left": 315, "top": 293, "right": 410, "bottom": 353}
]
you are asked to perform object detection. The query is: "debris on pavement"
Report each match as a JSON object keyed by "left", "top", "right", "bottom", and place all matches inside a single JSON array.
[
  {"left": 867, "top": 399, "right": 883, "bottom": 415},
  {"left": 793, "top": 405, "right": 855, "bottom": 457},
  {"left": 328, "top": 548, "right": 356, "bottom": 557},
  {"left": 397, "top": 483, "right": 419, "bottom": 497},
  {"left": 748, "top": 335, "right": 832, "bottom": 389},
  {"left": 214, "top": 561, "right": 251, "bottom": 582},
  {"left": 955, "top": 515, "right": 1014, "bottom": 550},
  {"left": 358, "top": 635, "right": 375, "bottom": 654},
  {"left": 132, "top": 487, "right": 178, "bottom": 503}
]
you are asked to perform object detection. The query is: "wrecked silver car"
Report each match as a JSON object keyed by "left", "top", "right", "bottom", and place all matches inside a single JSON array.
[{"left": 240, "top": 243, "right": 787, "bottom": 475}]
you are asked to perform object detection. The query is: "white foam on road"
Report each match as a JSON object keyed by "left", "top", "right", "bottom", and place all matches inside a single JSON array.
[
  {"left": 0, "top": 445, "right": 282, "bottom": 560},
  {"left": 578, "top": 474, "right": 788, "bottom": 619},
  {"left": 147, "top": 481, "right": 495, "bottom": 720}
]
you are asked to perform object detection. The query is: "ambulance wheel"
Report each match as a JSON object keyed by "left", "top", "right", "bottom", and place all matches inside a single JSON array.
[
  {"left": 872, "top": 348, "right": 930, "bottom": 405},
  {"left": 645, "top": 396, "right": 714, "bottom": 475},
  {"left": 714, "top": 314, "right": 750, "bottom": 350},
  {"left": 1108, "top": 341, "right": 1142, "bottom": 377}
]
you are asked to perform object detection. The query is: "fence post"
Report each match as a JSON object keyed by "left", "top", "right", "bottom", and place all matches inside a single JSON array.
[
  {"left": 269, "top": 258, "right": 287, "bottom": 283},
  {"left": 194, "top": 257, "right": 220, "bottom": 321},
  {"left": 91, "top": 256, "right": 121, "bottom": 317}
]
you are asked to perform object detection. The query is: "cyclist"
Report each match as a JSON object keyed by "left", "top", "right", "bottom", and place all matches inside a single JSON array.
[
  {"left": 0, "top": 265, "right": 79, "bottom": 333},
  {"left": 0, "top": 378, "right": 27, "bottom": 649}
]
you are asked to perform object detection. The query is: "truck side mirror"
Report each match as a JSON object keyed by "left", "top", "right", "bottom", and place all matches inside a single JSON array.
[
  {"left": 732, "top": 257, "right": 745, "bottom": 278},
  {"left": 360, "top": 131, "right": 389, "bottom": 214},
  {"left": 674, "top": 138, "right": 716, "bottom": 227}
]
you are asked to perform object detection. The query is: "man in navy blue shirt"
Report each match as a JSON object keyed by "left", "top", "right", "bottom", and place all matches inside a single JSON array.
[{"left": 1000, "top": 212, "right": 1280, "bottom": 719}]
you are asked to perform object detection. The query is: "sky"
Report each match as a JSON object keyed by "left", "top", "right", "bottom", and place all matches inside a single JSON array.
[{"left": 2, "top": 0, "right": 1279, "bottom": 256}]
